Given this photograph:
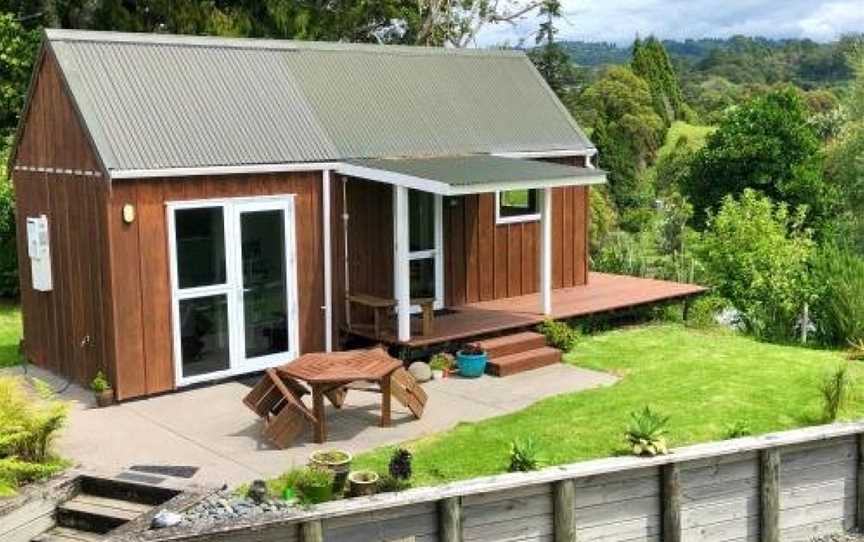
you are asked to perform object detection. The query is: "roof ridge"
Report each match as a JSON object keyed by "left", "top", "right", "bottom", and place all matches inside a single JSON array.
[{"left": 44, "top": 28, "right": 527, "bottom": 58}]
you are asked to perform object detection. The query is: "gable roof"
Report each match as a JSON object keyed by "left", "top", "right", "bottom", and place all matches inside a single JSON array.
[{"left": 37, "top": 29, "right": 593, "bottom": 176}]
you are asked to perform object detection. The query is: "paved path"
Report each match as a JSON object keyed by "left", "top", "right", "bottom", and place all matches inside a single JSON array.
[{"left": 2, "top": 363, "right": 616, "bottom": 489}]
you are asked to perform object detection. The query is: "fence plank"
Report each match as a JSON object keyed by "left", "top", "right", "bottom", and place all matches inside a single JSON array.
[
  {"left": 440, "top": 496, "right": 463, "bottom": 542},
  {"left": 553, "top": 479, "right": 576, "bottom": 542},
  {"left": 857, "top": 434, "right": 864, "bottom": 530},
  {"left": 661, "top": 463, "right": 682, "bottom": 542},
  {"left": 300, "top": 520, "right": 323, "bottom": 542},
  {"left": 760, "top": 449, "right": 780, "bottom": 542}
]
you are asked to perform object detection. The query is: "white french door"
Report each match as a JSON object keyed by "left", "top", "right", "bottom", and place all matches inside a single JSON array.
[
  {"left": 406, "top": 189, "right": 444, "bottom": 311},
  {"left": 168, "top": 196, "right": 299, "bottom": 386}
]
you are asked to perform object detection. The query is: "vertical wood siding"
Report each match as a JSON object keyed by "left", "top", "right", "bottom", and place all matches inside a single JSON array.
[
  {"left": 108, "top": 173, "right": 326, "bottom": 399},
  {"left": 12, "top": 50, "right": 113, "bottom": 391}
]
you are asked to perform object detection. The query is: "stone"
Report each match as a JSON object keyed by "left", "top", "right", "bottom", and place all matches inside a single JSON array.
[
  {"left": 151, "top": 510, "right": 183, "bottom": 529},
  {"left": 248, "top": 479, "right": 268, "bottom": 504},
  {"left": 408, "top": 361, "right": 432, "bottom": 382}
]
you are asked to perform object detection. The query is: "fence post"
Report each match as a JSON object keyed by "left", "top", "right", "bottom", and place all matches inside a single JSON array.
[
  {"left": 857, "top": 434, "right": 864, "bottom": 529},
  {"left": 553, "top": 479, "right": 577, "bottom": 542},
  {"left": 661, "top": 463, "right": 682, "bottom": 542},
  {"left": 300, "top": 519, "right": 323, "bottom": 542},
  {"left": 440, "top": 496, "right": 463, "bottom": 542},
  {"left": 760, "top": 449, "right": 780, "bottom": 542}
]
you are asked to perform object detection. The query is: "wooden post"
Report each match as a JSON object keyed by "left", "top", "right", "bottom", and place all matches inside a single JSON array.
[
  {"left": 857, "top": 434, "right": 864, "bottom": 529},
  {"left": 539, "top": 187, "right": 553, "bottom": 315},
  {"left": 300, "top": 519, "right": 323, "bottom": 542},
  {"left": 553, "top": 479, "right": 577, "bottom": 542},
  {"left": 760, "top": 449, "right": 780, "bottom": 542},
  {"left": 439, "top": 496, "right": 463, "bottom": 542},
  {"left": 661, "top": 464, "right": 682, "bottom": 542}
]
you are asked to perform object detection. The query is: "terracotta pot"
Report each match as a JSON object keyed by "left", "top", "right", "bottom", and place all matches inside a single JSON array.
[
  {"left": 95, "top": 389, "right": 115, "bottom": 408},
  {"left": 348, "top": 471, "right": 379, "bottom": 497}
]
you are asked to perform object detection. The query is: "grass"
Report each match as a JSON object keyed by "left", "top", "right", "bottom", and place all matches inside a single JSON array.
[
  {"left": 351, "top": 324, "right": 863, "bottom": 486},
  {"left": 0, "top": 302, "right": 21, "bottom": 368}
]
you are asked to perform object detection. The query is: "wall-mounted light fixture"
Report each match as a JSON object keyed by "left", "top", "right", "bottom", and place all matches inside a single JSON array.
[{"left": 122, "top": 204, "right": 136, "bottom": 224}]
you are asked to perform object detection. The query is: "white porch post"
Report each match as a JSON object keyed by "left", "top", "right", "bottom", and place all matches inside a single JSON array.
[
  {"left": 393, "top": 185, "right": 411, "bottom": 342},
  {"left": 539, "top": 187, "right": 553, "bottom": 315}
]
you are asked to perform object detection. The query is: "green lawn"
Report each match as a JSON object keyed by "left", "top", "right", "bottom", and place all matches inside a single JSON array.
[
  {"left": 0, "top": 302, "right": 21, "bottom": 368},
  {"left": 352, "top": 324, "right": 861, "bottom": 486}
]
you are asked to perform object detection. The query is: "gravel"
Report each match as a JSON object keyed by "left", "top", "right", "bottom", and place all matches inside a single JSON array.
[
  {"left": 178, "top": 489, "right": 296, "bottom": 526},
  {"left": 813, "top": 533, "right": 864, "bottom": 541}
]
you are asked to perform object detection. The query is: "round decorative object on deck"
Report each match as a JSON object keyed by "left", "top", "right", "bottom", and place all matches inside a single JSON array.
[
  {"left": 456, "top": 344, "right": 488, "bottom": 378},
  {"left": 408, "top": 361, "right": 432, "bottom": 382},
  {"left": 348, "top": 470, "right": 380, "bottom": 497},
  {"left": 309, "top": 449, "right": 352, "bottom": 493}
]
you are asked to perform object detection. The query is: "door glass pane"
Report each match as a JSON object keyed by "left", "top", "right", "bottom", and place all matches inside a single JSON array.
[
  {"left": 175, "top": 207, "right": 226, "bottom": 288},
  {"left": 179, "top": 295, "right": 230, "bottom": 378},
  {"left": 410, "top": 258, "right": 435, "bottom": 299},
  {"left": 241, "top": 210, "right": 289, "bottom": 359},
  {"left": 409, "top": 190, "right": 435, "bottom": 252}
]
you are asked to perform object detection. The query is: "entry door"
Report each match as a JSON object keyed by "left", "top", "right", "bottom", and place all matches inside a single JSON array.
[
  {"left": 169, "top": 196, "right": 299, "bottom": 386},
  {"left": 407, "top": 189, "right": 443, "bottom": 310}
]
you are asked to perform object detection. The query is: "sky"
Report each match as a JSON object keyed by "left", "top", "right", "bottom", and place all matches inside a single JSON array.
[{"left": 475, "top": 0, "right": 864, "bottom": 46}]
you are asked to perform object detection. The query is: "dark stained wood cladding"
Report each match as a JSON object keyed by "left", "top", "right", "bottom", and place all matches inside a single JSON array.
[
  {"left": 444, "top": 186, "right": 589, "bottom": 306},
  {"left": 12, "top": 48, "right": 112, "bottom": 390},
  {"left": 109, "top": 172, "right": 326, "bottom": 399},
  {"left": 14, "top": 50, "right": 101, "bottom": 172}
]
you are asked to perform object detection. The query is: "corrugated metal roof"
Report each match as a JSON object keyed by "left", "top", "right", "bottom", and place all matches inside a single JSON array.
[
  {"left": 340, "top": 155, "right": 605, "bottom": 194},
  {"left": 43, "top": 29, "right": 594, "bottom": 174}
]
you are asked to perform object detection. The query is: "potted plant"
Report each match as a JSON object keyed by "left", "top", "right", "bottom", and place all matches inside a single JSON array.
[
  {"left": 455, "top": 343, "right": 487, "bottom": 378},
  {"left": 297, "top": 467, "right": 335, "bottom": 504},
  {"left": 309, "top": 449, "right": 352, "bottom": 493},
  {"left": 90, "top": 371, "right": 114, "bottom": 407},
  {"left": 347, "top": 470, "right": 380, "bottom": 497},
  {"left": 429, "top": 353, "right": 452, "bottom": 380}
]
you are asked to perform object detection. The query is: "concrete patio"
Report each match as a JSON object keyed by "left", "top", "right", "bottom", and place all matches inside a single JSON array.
[{"left": 2, "top": 363, "right": 617, "bottom": 489}]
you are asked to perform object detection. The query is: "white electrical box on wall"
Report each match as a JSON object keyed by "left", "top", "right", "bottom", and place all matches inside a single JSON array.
[{"left": 26, "top": 215, "right": 52, "bottom": 292}]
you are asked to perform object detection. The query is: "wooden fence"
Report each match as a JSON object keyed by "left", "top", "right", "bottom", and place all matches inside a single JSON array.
[{"left": 115, "top": 422, "right": 864, "bottom": 542}]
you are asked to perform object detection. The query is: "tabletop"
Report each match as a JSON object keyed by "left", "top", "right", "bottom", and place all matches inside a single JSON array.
[{"left": 279, "top": 347, "right": 401, "bottom": 384}]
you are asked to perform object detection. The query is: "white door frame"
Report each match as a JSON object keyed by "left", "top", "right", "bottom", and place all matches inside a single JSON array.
[
  {"left": 394, "top": 188, "right": 444, "bottom": 314},
  {"left": 167, "top": 194, "right": 300, "bottom": 387}
]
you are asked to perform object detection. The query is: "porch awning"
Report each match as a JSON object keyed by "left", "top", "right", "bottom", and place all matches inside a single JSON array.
[{"left": 336, "top": 155, "right": 606, "bottom": 195}]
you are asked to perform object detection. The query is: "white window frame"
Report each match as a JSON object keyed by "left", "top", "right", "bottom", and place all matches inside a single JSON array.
[
  {"left": 167, "top": 194, "right": 300, "bottom": 387},
  {"left": 395, "top": 189, "right": 445, "bottom": 315},
  {"left": 495, "top": 189, "right": 541, "bottom": 225}
]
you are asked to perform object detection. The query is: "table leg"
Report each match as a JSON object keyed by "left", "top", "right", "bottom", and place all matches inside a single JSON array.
[
  {"left": 380, "top": 374, "right": 392, "bottom": 428},
  {"left": 312, "top": 385, "right": 326, "bottom": 443},
  {"left": 421, "top": 302, "right": 434, "bottom": 336}
]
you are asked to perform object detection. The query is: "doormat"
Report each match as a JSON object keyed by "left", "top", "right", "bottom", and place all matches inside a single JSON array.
[{"left": 129, "top": 465, "right": 199, "bottom": 479}]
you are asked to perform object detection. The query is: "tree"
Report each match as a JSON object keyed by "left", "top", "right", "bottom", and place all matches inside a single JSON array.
[
  {"left": 573, "top": 66, "right": 664, "bottom": 218},
  {"left": 0, "top": 13, "right": 39, "bottom": 141},
  {"left": 698, "top": 189, "right": 814, "bottom": 341},
  {"left": 527, "top": 0, "right": 574, "bottom": 97},
  {"left": 631, "top": 36, "right": 686, "bottom": 125},
  {"left": 682, "top": 87, "right": 833, "bottom": 228}
]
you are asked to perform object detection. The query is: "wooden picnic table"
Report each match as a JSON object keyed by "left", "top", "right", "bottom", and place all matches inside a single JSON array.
[{"left": 278, "top": 349, "right": 402, "bottom": 443}]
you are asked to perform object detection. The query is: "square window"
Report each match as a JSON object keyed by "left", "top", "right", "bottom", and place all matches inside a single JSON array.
[{"left": 497, "top": 189, "right": 540, "bottom": 223}]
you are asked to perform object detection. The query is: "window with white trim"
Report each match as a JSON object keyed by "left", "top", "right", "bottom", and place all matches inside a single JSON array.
[{"left": 496, "top": 189, "right": 540, "bottom": 224}]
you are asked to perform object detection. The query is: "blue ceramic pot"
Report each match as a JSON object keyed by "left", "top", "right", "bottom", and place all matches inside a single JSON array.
[{"left": 456, "top": 350, "right": 488, "bottom": 378}]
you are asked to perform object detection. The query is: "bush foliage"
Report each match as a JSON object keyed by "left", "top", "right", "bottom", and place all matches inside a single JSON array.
[{"left": 810, "top": 245, "right": 864, "bottom": 346}]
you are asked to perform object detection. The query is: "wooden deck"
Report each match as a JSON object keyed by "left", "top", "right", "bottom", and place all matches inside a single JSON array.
[{"left": 347, "top": 272, "right": 707, "bottom": 347}]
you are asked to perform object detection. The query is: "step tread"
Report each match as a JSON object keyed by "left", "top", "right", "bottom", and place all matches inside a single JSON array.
[
  {"left": 477, "top": 332, "right": 547, "bottom": 358},
  {"left": 34, "top": 526, "right": 103, "bottom": 542},
  {"left": 486, "top": 346, "right": 562, "bottom": 377},
  {"left": 59, "top": 495, "right": 148, "bottom": 522}
]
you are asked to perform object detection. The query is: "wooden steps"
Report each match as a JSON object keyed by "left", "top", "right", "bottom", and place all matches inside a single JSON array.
[
  {"left": 478, "top": 332, "right": 562, "bottom": 377},
  {"left": 32, "top": 526, "right": 103, "bottom": 542}
]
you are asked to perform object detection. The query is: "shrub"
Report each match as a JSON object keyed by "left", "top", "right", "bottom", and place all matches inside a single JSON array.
[
  {"left": 685, "top": 294, "right": 730, "bottom": 329},
  {"left": 810, "top": 245, "right": 864, "bottom": 346},
  {"left": 723, "top": 420, "right": 752, "bottom": 439},
  {"left": 376, "top": 473, "right": 410, "bottom": 493},
  {"left": 626, "top": 406, "right": 670, "bottom": 456},
  {"left": 273, "top": 466, "right": 334, "bottom": 503},
  {"left": 820, "top": 365, "right": 852, "bottom": 422},
  {"left": 0, "top": 377, "right": 68, "bottom": 494},
  {"left": 388, "top": 448, "right": 413, "bottom": 481},
  {"left": 697, "top": 189, "right": 815, "bottom": 342},
  {"left": 537, "top": 319, "right": 581, "bottom": 351},
  {"left": 508, "top": 436, "right": 542, "bottom": 472},
  {"left": 90, "top": 371, "right": 110, "bottom": 393},
  {"left": 0, "top": 153, "right": 18, "bottom": 298},
  {"left": 429, "top": 353, "right": 453, "bottom": 371},
  {"left": 459, "top": 343, "right": 484, "bottom": 356}
]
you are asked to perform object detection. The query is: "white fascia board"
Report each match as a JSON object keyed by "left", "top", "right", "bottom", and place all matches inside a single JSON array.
[
  {"left": 447, "top": 174, "right": 607, "bottom": 195},
  {"left": 492, "top": 149, "right": 598, "bottom": 159},
  {"left": 109, "top": 162, "right": 338, "bottom": 179}
]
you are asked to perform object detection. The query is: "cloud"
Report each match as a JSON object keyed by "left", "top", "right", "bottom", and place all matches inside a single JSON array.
[{"left": 475, "top": 0, "right": 864, "bottom": 46}]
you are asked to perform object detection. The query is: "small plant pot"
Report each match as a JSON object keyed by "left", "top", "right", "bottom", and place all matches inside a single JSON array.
[
  {"left": 431, "top": 369, "right": 444, "bottom": 380},
  {"left": 301, "top": 483, "right": 333, "bottom": 504},
  {"left": 309, "top": 449, "right": 352, "bottom": 494},
  {"left": 94, "top": 389, "right": 115, "bottom": 408},
  {"left": 456, "top": 350, "right": 487, "bottom": 378},
  {"left": 348, "top": 470, "right": 380, "bottom": 497}
]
